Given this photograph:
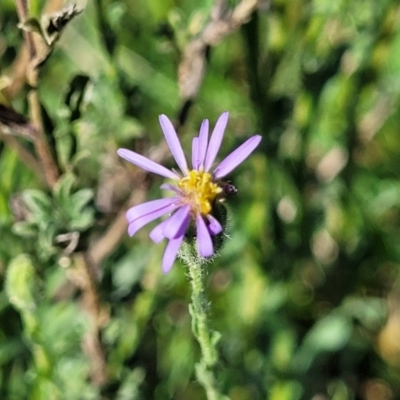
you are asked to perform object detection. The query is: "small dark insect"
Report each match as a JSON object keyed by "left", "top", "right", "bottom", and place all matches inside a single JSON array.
[
  {"left": 215, "top": 181, "right": 238, "bottom": 204},
  {"left": 221, "top": 181, "right": 238, "bottom": 197}
]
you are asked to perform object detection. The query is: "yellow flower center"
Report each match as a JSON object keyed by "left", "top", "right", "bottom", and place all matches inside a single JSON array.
[{"left": 178, "top": 170, "right": 222, "bottom": 215}]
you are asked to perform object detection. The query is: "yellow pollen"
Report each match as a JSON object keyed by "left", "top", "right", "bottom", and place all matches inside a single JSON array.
[{"left": 178, "top": 170, "right": 222, "bottom": 215}]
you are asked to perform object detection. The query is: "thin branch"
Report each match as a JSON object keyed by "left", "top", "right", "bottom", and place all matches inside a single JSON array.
[
  {"left": 88, "top": 187, "right": 148, "bottom": 266},
  {"left": 0, "top": 129, "right": 44, "bottom": 182},
  {"left": 14, "top": 0, "right": 36, "bottom": 60},
  {"left": 27, "top": 89, "right": 60, "bottom": 187},
  {"left": 179, "top": 0, "right": 259, "bottom": 99},
  {"left": 68, "top": 253, "right": 108, "bottom": 385},
  {"left": 14, "top": 0, "right": 60, "bottom": 189}
]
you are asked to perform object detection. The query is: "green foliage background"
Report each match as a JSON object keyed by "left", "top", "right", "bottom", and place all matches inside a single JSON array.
[{"left": 1, "top": 0, "right": 400, "bottom": 399}]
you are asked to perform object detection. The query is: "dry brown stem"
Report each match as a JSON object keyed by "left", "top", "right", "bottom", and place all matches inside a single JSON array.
[
  {"left": 69, "top": 253, "right": 108, "bottom": 385},
  {"left": 14, "top": 0, "right": 60, "bottom": 189},
  {"left": 179, "top": 0, "right": 259, "bottom": 99},
  {"left": 0, "top": 128, "right": 43, "bottom": 181}
]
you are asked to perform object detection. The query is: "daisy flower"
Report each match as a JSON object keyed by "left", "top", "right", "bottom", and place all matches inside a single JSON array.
[{"left": 117, "top": 112, "right": 261, "bottom": 272}]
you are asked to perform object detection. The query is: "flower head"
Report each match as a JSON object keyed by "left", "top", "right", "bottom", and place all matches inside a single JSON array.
[{"left": 117, "top": 112, "right": 261, "bottom": 272}]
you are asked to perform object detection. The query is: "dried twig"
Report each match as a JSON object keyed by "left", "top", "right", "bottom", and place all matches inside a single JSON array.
[
  {"left": 0, "top": 128, "right": 43, "bottom": 181},
  {"left": 27, "top": 89, "right": 60, "bottom": 187},
  {"left": 179, "top": 0, "right": 259, "bottom": 99},
  {"left": 68, "top": 253, "right": 108, "bottom": 385},
  {"left": 15, "top": 0, "right": 60, "bottom": 188},
  {"left": 14, "top": 0, "right": 36, "bottom": 61}
]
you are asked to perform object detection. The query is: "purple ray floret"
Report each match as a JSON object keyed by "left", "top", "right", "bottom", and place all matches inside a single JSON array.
[
  {"left": 159, "top": 115, "right": 188, "bottom": 175},
  {"left": 196, "top": 214, "right": 213, "bottom": 257},
  {"left": 213, "top": 135, "right": 262, "bottom": 179},
  {"left": 204, "top": 112, "right": 229, "bottom": 171},
  {"left": 117, "top": 149, "right": 179, "bottom": 180},
  {"left": 196, "top": 119, "right": 209, "bottom": 170},
  {"left": 117, "top": 112, "right": 262, "bottom": 272}
]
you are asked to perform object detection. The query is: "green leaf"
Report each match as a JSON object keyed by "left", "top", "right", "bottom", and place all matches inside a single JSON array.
[
  {"left": 37, "top": 226, "right": 58, "bottom": 261},
  {"left": 5, "top": 254, "right": 37, "bottom": 312},
  {"left": 293, "top": 313, "right": 353, "bottom": 373},
  {"left": 303, "top": 314, "right": 352, "bottom": 352},
  {"left": 12, "top": 221, "right": 37, "bottom": 238},
  {"left": 22, "top": 190, "right": 52, "bottom": 218},
  {"left": 343, "top": 297, "right": 387, "bottom": 332},
  {"left": 70, "top": 188, "right": 93, "bottom": 212},
  {"left": 53, "top": 173, "right": 76, "bottom": 205},
  {"left": 69, "top": 209, "right": 94, "bottom": 231}
]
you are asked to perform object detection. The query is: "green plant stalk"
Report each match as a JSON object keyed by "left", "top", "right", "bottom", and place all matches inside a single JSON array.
[
  {"left": 187, "top": 261, "right": 218, "bottom": 367},
  {"left": 181, "top": 245, "right": 229, "bottom": 400}
]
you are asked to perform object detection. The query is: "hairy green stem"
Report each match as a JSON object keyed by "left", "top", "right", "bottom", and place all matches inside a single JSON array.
[
  {"left": 187, "top": 260, "right": 219, "bottom": 368},
  {"left": 181, "top": 244, "right": 229, "bottom": 400}
]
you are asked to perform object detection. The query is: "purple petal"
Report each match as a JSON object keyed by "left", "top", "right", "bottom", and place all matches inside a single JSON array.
[
  {"left": 162, "top": 236, "right": 184, "bottom": 273},
  {"left": 159, "top": 115, "right": 188, "bottom": 174},
  {"left": 206, "top": 214, "right": 223, "bottom": 235},
  {"left": 126, "top": 198, "right": 178, "bottom": 223},
  {"left": 127, "top": 203, "right": 179, "bottom": 237},
  {"left": 192, "top": 137, "right": 199, "bottom": 169},
  {"left": 213, "top": 135, "right": 262, "bottom": 179},
  {"left": 204, "top": 112, "right": 229, "bottom": 171},
  {"left": 149, "top": 220, "right": 169, "bottom": 243},
  {"left": 160, "top": 183, "right": 182, "bottom": 194},
  {"left": 117, "top": 148, "right": 179, "bottom": 180},
  {"left": 162, "top": 205, "right": 191, "bottom": 239},
  {"left": 196, "top": 119, "right": 209, "bottom": 170},
  {"left": 196, "top": 214, "right": 213, "bottom": 257}
]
